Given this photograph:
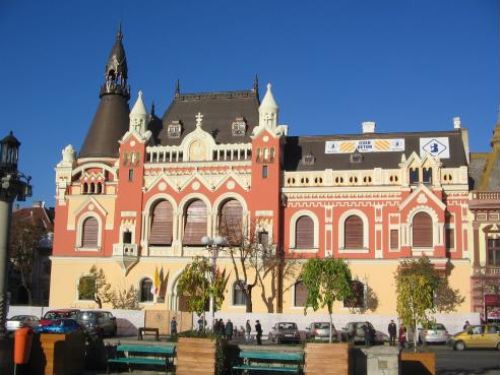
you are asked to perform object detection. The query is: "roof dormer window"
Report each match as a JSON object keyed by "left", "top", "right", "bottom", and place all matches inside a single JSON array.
[
  {"left": 167, "top": 121, "right": 182, "bottom": 139},
  {"left": 301, "top": 152, "right": 315, "bottom": 166},
  {"left": 350, "top": 149, "right": 363, "bottom": 164},
  {"left": 232, "top": 118, "right": 247, "bottom": 136}
]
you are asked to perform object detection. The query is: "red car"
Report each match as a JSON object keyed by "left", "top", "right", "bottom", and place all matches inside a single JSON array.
[{"left": 39, "top": 309, "right": 80, "bottom": 327}]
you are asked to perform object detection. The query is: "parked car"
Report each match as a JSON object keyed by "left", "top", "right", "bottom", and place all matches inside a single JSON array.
[
  {"left": 6, "top": 315, "right": 40, "bottom": 332},
  {"left": 340, "top": 321, "right": 387, "bottom": 344},
  {"left": 451, "top": 324, "right": 500, "bottom": 351},
  {"left": 76, "top": 310, "right": 117, "bottom": 337},
  {"left": 39, "top": 309, "right": 80, "bottom": 326},
  {"left": 35, "top": 318, "right": 83, "bottom": 334},
  {"left": 268, "top": 322, "right": 301, "bottom": 344},
  {"left": 418, "top": 323, "right": 449, "bottom": 344},
  {"left": 306, "top": 322, "right": 338, "bottom": 342}
]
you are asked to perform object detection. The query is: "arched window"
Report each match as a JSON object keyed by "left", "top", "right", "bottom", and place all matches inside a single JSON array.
[
  {"left": 294, "top": 280, "right": 308, "bottom": 307},
  {"left": 219, "top": 199, "right": 243, "bottom": 244},
  {"left": 149, "top": 200, "right": 174, "bottom": 245},
  {"left": 140, "top": 278, "right": 154, "bottom": 302},
  {"left": 233, "top": 282, "right": 246, "bottom": 306},
  {"left": 78, "top": 276, "right": 95, "bottom": 300},
  {"left": 295, "top": 216, "right": 314, "bottom": 248},
  {"left": 183, "top": 199, "right": 207, "bottom": 245},
  {"left": 81, "top": 217, "right": 98, "bottom": 248},
  {"left": 344, "top": 215, "right": 363, "bottom": 249},
  {"left": 412, "top": 212, "right": 433, "bottom": 247},
  {"left": 344, "top": 280, "right": 365, "bottom": 308},
  {"left": 83, "top": 183, "right": 88, "bottom": 194}
]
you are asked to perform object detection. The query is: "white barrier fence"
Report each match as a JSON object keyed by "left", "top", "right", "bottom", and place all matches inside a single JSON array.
[{"left": 7, "top": 306, "right": 479, "bottom": 338}]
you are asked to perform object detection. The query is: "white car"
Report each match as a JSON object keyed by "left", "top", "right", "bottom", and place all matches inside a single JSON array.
[
  {"left": 419, "top": 323, "right": 449, "bottom": 344},
  {"left": 6, "top": 315, "right": 40, "bottom": 332}
]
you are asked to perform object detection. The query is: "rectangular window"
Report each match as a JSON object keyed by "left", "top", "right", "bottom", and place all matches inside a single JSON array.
[
  {"left": 128, "top": 169, "right": 134, "bottom": 182},
  {"left": 423, "top": 168, "right": 432, "bottom": 184},
  {"left": 390, "top": 229, "right": 399, "bottom": 250},
  {"left": 409, "top": 168, "right": 419, "bottom": 184},
  {"left": 446, "top": 228, "right": 454, "bottom": 249},
  {"left": 294, "top": 281, "right": 307, "bottom": 307},
  {"left": 487, "top": 239, "right": 500, "bottom": 266},
  {"left": 258, "top": 231, "right": 269, "bottom": 247},
  {"left": 262, "top": 165, "right": 268, "bottom": 178}
]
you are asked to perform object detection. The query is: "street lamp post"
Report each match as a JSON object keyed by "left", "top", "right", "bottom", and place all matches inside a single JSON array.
[
  {"left": 201, "top": 235, "right": 226, "bottom": 329},
  {"left": 0, "top": 132, "right": 32, "bottom": 338}
]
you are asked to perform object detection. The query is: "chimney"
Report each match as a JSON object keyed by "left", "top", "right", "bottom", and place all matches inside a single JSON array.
[
  {"left": 362, "top": 121, "right": 376, "bottom": 134},
  {"left": 453, "top": 116, "right": 461, "bottom": 129}
]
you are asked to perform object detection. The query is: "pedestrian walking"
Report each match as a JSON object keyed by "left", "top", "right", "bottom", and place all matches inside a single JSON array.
[
  {"left": 170, "top": 316, "right": 177, "bottom": 336},
  {"left": 225, "top": 319, "right": 234, "bottom": 340},
  {"left": 255, "top": 320, "right": 263, "bottom": 345},
  {"left": 388, "top": 320, "right": 397, "bottom": 346},
  {"left": 463, "top": 320, "right": 470, "bottom": 331},
  {"left": 363, "top": 323, "right": 371, "bottom": 347},
  {"left": 245, "top": 320, "right": 252, "bottom": 343},
  {"left": 197, "top": 315, "right": 206, "bottom": 332},
  {"left": 398, "top": 325, "right": 406, "bottom": 349}
]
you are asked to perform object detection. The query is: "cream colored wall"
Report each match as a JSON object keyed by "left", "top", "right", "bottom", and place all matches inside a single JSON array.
[
  {"left": 50, "top": 257, "right": 472, "bottom": 314},
  {"left": 66, "top": 195, "right": 116, "bottom": 230},
  {"left": 282, "top": 260, "right": 472, "bottom": 315}
]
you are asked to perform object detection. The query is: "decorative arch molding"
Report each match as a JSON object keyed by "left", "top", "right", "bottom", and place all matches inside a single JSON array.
[
  {"left": 180, "top": 124, "right": 217, "bottom": 162},
  {"left": 213, "top": 193, "right": 249, "bottom": 239},
  {"left": 405, "top": 205, "right": 443, "bottom": 248},
  {"left": 289, "top": 210, "right": 319, "bottom": 252},
  {"left": 72, "top": 162, "right": 117, "bottom": 180},
  {"left": 75, "top": 211, "right": 103, "bottom": 251},
  {"left": 168, "top": 268, "right": 187, "bottom": 311},
  {"left": 142, "top": 193, "right": 179, "bottom": 247},
  {"left": 337, "top": 209, "right": 369, "bottom": 252}
]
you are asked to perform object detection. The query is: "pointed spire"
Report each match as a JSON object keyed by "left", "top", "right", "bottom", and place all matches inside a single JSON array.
[
  {"left": 253, "top": 74, "right": 259, "bottom": 93},
  {"left": 175, "top": 79, "right": 180, "bottom": 97},
  {"left": 129, "top": 91, "right": 149, "bottom": 134},
  {"left": 260, "top": 83, "right": 278, "bottom": 110},
  {"left": 258, "top": 83, "right": 279, "bottom": 129},
  {"left": 100, "top": 25, "right": 130, "bottom": 99},
  {"left": 150, "top": 101, "right": 156, "bottom": 117},
  {"left": 131, "top": 91, "right": 148, "bottom": 116}
]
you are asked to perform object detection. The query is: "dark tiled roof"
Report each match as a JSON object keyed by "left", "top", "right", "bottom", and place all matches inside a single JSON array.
[
  {"left": 159, "top": 90, "right": 259, "bottom": 145},
  {"left": 469, "top": 154, "right": 488, "bottom": 190},
  {"left": 79, "top": 95, "right": 130, "bottom": 158},
  {"left": 13, "top": 206, "right": 53, "bottom": 232},
  {"left": 284, "top": 130, "right": 468, "bottom": 171}
]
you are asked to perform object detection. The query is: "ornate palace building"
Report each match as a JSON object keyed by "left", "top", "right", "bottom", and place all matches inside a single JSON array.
[{"left": 50, "top": 30, "right": 498, "bottom": 317}]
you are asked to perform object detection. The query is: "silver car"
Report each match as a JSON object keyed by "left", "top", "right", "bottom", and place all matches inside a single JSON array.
[
  {"left": 6, "top": 315, "right": 40, "bottom": 332},
  {"left": 306, "top": 322, "right": 338, "bottom": 341},
  {"left": 419, "top": 323, "right": 449, "bottom": 344}
]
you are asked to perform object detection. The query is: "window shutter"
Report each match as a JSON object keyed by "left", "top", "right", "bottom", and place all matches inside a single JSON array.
[
  {"left": 345, "top": 215, "right": 363, "bottom": 248},
  {"left": 149, "top": 200, "right": 173, "bottom": 245},
  {"left": 412, "top": 212, "right": 433, "bottom": 247},
  {"left": 295, "top": 216, "right": 314, "bottom": 248},
  {"left": 446, "top": 228, "right": 454, "bottom": 249},
  {"left": 294, "top": 281, "right": 307, "bottom": 307},
  {"left": 82, "top": 217, "right": 98, "bottom": 247},
  {"left": 219, "top": 199, "right": 243, "bottom": 244},
  {"left": 183, "top": 200, "right": 207, "bottom": 245},
  {"left": 390, "top": 229, "right": 399, "bottom": 250}
]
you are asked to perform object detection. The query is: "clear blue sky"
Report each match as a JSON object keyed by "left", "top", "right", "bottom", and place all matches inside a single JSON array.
[{"left": 0, "top": 0, "right": 498, "bottom": 207}]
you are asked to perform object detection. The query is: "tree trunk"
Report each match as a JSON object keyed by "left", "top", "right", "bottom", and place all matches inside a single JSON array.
[
  {"left": 245, "top": 286, "right": 253, "bottom": 313},
  {"left": 328, "top": 313, "right": 334, "bottom": 343},
  {"left": 20, "top": 272, "right": 32, "bottom": 305}
]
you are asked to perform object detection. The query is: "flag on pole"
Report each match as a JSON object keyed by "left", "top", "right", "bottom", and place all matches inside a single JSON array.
[{"left": 152, "top": 267, "right": 161, "bottom": 296}]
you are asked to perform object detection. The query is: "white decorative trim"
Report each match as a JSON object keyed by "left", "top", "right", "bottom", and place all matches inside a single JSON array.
[
  {"left": 406, "top": 206, "right": 441, "bottom": 248},
  {"left": 121, "top": 211, "right": 137, "bottom": 217},
  {"left": 256, "top": 210, "right": 274, "bottom": 217},
  {"left": 400, "top": 184, "right": 446, "bottom": 211},
  {"left": 142, "top": 193, "right": 179, "bottom": 252},
  {"left": 337, "top": 209, "right": 369, "bottom": 251},
  {"left": 289, "top": 210, "right": 319, "bottom": 252},
  {"left": 72, "top": 162, "right": 118, "bottom": 180},
  {"left": 75, "top": 212, "right": 103, "bottom": 251}
]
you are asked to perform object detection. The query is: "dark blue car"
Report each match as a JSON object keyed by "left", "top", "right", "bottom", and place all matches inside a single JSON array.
[{"left": 35, "top": 318, "right": 82, "bottom": 334}]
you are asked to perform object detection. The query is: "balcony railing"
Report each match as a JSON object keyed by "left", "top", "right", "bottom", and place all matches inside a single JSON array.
[
  {"left": 112, "top": 243, "right": 139, "bottom": 257},
  {"left": 472, "top": 191, "right": 500, "bottom": 201}
]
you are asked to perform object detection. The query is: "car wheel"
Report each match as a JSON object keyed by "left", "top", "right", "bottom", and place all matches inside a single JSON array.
[{"left": 455, "top": 341, "right": 466, "bottom": 351}]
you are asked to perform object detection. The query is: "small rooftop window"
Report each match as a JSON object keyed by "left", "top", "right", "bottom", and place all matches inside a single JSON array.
[
  {"left": 232, "top": 118, "right": 247, "bottom": 136},
  {"left": 167, "top": 121, "right": 182, "bottom": 138},
  {"left": 301, "top": 152, "right": 315, "bottom": 166},
  {"left": 350, "top": 149, "right": 363, "bottom": 164}
]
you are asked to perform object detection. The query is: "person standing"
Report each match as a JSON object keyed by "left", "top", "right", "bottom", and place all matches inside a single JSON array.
[
  {"left": 463, "top": 320, "right": 470, "bottom": 331},
  {"left": 170, "top": 316, "right": 178, "bottom": 337},
  {"left": 220, "top": 319, "right": 226, "bottom": 338},
  {"left": 363, "top": 323, "right": 371, "bottom": 347},
  {"left": 398, "top": 325, "right": 406, "bottom": 349},
  {"left": 388, "top": 320, "right": 397, "bottom": 346},
  {"left": 255, "top": 320, "right": 263, "bottom": 345},
  {"left": 245, "top": 320, "right": 252, "bottom": 343},
  {"left": 225, "top": 319, "right": 234, "bottom": 341}
]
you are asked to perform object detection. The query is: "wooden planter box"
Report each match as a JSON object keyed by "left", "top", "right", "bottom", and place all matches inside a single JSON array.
[
  {"left": 400, "top": 351, "right": 435, "bottom": 375},
  {"left": 176, "top": 337, "right": 217, "bottom": 375},
  {"left": 304, "top": 342, "right": 351, "bottom": 375},
  {"left": 28, "top": 331, "right": 85, "bottom": 375}
]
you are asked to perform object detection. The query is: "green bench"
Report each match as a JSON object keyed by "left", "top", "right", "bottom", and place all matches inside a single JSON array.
[
  {"left": 232, "top": 350, "right": 304, "bottom": 374},
  {"left": 107, "top": 344, "right": 175, "bottom": 374}
]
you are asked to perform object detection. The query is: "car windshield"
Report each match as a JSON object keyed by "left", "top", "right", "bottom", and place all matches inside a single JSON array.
[
  {"left": 432, "top": 324, "right": 445, "bottom": 330},
  {"left": 44, "top": 311, "right": 77, "bottom": 319},
  {"left": 314, "top": 323, "right": 331, "bottom": 329},
  {"left": 76, "top": 312, "right": 97, "bottom": 322},
  {"left": 278, "top": 323, "right": 297, "bottom": 330}
]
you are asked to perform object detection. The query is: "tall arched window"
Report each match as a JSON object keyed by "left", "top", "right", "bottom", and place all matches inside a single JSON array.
[
  {"left": 344, "top": 215, "right": 363, "bottom": 248},
  {"left": 183, "top": 199, "right": 207, "bottom": 245},
  {"left": 149, "top": 200, "right": 174, "bottom": 245},
  {"left": 219, "top": 199, "right": 243, "bottom": 244},
  {"left": 294, "top": 280, "right": 308, "bottom": 307},
  {"left": 82, "top": 217, "right": 98, "bottom": 248},
  {"left": 412, "top": 212, "right": 433, "bottom": 247},
  {"left": 233, "top": 282, "right": 246, "bottom": 306},
  {"left": 295, "top": 216, "right": 314, "bottom": 248},
  {"left": 140, "top": 278, "right": 154, "bottom": 302}
]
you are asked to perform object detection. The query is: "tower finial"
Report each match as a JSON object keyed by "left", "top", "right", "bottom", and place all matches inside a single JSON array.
[
  {"left": 175, "top": 79, "right": 180, "bottom": 97},
  {"left": 253, "top": 74, "right": 259, "bottom": 93},
  {"left": 117, "top": 22, "right": 123, "bottom": 41},
  {"left": 151, "top": 101, "right": 156, "bottom": 116}
]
